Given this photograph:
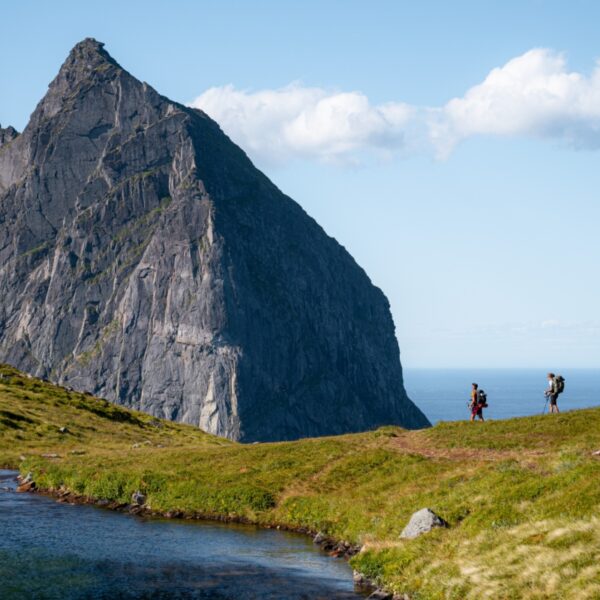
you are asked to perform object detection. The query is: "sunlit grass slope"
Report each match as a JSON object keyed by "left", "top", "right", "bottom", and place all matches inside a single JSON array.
[{"left": 1, "top": 364, "right": 599, "bottom": 599}]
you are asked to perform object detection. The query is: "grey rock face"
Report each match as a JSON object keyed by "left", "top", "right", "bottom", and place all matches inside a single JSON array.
[
  {"left": 0, "top": 39, "right": 430, "bottom": 441},
  {"left": 0, "top": 125, "right": 19, "bottom": 148},
  {"left": 400, "top": 508, "right": 448, "bottom": 539}
]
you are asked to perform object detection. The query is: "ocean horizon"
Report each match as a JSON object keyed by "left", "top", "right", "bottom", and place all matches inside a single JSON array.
[{"left": 403, "top": 368, "right": 600, "bottom": 425}]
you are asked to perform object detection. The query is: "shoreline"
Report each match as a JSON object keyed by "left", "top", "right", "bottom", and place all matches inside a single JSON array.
[{"left": 13, "top": 472, "right": 401, "bottom": 600}]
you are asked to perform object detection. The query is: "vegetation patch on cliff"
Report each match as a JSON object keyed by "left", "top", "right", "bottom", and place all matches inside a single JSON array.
[{"left": 1, "top": 364, "right": 599, "bottom": 599}]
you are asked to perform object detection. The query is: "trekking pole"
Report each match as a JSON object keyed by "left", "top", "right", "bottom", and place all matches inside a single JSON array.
[{"left": 542, "top": 395, "right": 548, "bottom": 415}]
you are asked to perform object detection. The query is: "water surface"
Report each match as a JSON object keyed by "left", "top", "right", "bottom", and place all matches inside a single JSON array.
[{"left": 0, "top": 471, "right": 365, "bottom": 599}]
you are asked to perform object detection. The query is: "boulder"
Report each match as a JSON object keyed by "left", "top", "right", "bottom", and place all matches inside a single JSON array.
[
  {"left": 353, "top": 571, "right": 374, "bottom": 588},
  {"left": 16, "top": 481, "right": 35, "bottom": 493},
  {"left": 313, "top": 531, "right": 327, "bottom": 544},
  {"left": 368, "top": 591, "right": 393, "bottom": 600},
  {"left": 353, "top": 571, "right": 366, "bottom": 584},
  {"left": 400, "top": 508, "right": 448, "bottom": 539},
  {"left": 131, "top": 490, "right": 146, "bottom": 505}
]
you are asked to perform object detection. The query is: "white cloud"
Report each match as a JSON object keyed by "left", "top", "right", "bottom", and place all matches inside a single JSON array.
[
  {"left": 190, "top": 49, "right": 600, "bottom": 165},
  {"left": 190, "top": 84, "right": 415, "bottom": 165},
  {"left": 432, "top": 48, "right": 600, "bottom": 157}
]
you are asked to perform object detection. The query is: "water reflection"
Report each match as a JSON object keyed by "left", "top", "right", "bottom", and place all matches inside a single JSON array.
[{"left": 0, "top": 471, "right": 366, "bottom": 599}]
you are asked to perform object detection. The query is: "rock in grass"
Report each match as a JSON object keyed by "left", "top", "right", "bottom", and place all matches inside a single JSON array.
[
  {"left": 131, "top": 491, "right": 146, "bottom": 505},
  {"left": 400, "top": 508, "right": 448, "bottom": 539}
]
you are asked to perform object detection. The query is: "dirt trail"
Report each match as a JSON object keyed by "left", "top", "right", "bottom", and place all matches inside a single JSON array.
[{"left": 389, "top": 431, "right": 546, "bottom": 463}]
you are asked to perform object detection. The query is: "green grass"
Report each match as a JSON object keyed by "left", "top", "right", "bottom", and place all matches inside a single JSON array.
[{"left": 1, "top": 363, "right": 599, "bottom": 599}]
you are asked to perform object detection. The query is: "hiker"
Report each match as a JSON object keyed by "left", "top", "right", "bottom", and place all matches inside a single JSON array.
[
  {"left": 469, "top": 383, "right": 485, "bottom": 422},
  {"left": 544, "top": 372, "right": 564, "bottom": 413},
  {"left": 477, "top": 389, "right": 488, "bottom": 421}
]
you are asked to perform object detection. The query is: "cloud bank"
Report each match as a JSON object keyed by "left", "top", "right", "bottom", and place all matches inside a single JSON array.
[
  {"left": 191, "top": 84, "right": 415, "bottom": 164},
  {"left": 190, "top": 49, "right": 600, "bottom": 165}
]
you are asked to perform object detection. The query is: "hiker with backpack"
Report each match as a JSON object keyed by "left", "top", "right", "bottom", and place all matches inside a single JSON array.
[
  {"left": 469, "top": 383, "right": 487, "bottom": 422},
  {"left": 544, "top": 373, "right": 565, "bottom": 413}
]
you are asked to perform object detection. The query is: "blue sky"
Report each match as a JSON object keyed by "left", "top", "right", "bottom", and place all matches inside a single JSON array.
[{"left": 1, "top": 1, "right": 599, "bottom": 367}]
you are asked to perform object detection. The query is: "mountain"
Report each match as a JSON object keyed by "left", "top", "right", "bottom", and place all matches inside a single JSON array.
[{"left": 0, "top": 39, "right": 430, "bottom": 441}]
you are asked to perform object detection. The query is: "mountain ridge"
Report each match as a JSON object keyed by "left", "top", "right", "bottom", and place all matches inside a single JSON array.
[{"left": 0, "top": 39, "right": 429, "bottom": 440}]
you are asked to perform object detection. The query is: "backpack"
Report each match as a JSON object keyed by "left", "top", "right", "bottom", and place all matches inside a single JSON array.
[
  {"left": 478, "top": 390, "right": 488, "bottom": 407},
  {"left": 555, "top": 375, "right": 565, "bottom": 395}
]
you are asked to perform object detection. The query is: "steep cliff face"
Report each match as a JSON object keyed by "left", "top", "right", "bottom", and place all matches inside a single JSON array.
[{"left": 0, "top": 39, "right": 430, "bottom": 440}]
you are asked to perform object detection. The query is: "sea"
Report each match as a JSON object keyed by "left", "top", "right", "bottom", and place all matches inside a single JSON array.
[{"left": 403, "top": 368, "right": 600, "bottom": 424}]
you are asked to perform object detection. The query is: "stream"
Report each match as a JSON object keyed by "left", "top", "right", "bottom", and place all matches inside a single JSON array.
[{"left": 0, "top": 470, "right": 367, "bottom": 599}]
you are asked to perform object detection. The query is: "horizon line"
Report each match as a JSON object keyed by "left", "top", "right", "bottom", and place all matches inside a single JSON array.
[{"left": 403, "top": 366, "right": 599, "bottom": 370}]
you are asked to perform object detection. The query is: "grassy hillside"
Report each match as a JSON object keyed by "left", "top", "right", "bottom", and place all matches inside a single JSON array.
[{"left": 1, "top": 363, "right": 599, "bottom": 599}]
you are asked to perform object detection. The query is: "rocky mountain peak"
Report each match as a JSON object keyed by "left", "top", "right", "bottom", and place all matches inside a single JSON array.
[
  {"left": 0, "top": 40, "right": 430, "bottom": 441},
  {"left": 30, "top": 38, "right": 124, "bottom": 125},
  {"left": 69, "top": 37, "right": 112, "bottom": 58},
  {"left": 59, "top": 37, "right": 120, "bottom": 81}
]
